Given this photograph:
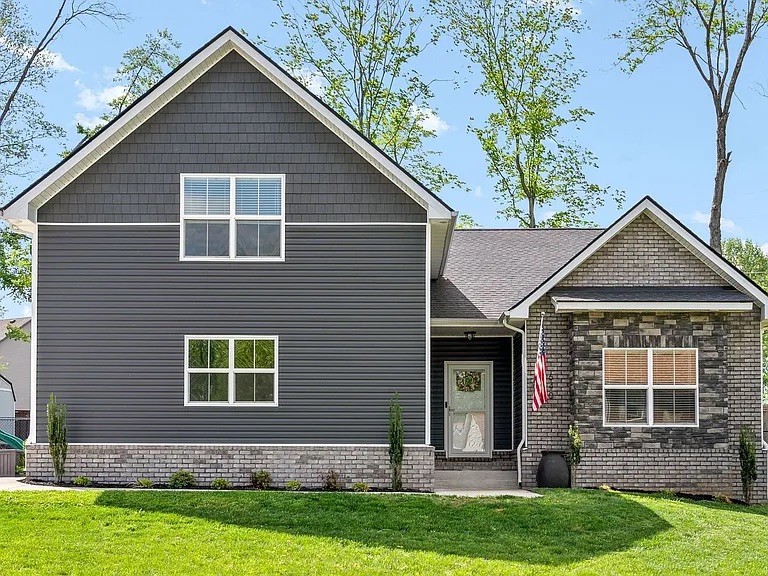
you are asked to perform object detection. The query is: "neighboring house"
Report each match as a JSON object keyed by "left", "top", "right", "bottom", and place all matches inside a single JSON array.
[
  {"left": 0, "top": 318, "right": 31, "bottom": 420},
  {"left": 1, "top": 29, "right": 766, "bottom": 500}
]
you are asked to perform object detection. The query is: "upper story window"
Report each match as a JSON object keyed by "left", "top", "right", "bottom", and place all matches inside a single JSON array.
[
  {"left": 180, "top": 174, "right": 284, "bottom": 261},
  {"left": 603, "top": 348, "right": 698, "bottom": 427}
]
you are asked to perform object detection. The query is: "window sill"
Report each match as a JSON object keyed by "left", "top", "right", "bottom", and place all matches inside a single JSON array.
[
  {"left": 179, "top": 256, "right": 285, "bottom": 263},
  {"left": 602, "top": 423, "right": 699, "bottom": 428},
  {"left": 184, "top": 401, "right": 279, "bottom": 408}
]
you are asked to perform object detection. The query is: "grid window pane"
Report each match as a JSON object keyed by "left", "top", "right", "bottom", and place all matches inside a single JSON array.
[
  {"left": 189, "top": 372, "right": 229, "bottom": 402},
  {"left": 236, "top": 221, "right": 259, "bottom": 257},
  {"left": 625, "top": 350, "right": 648, "bottom": 384},
  {"left": 183, "top": 177, "right": 230, "bottom": 216},
  {"left": 255, "top": 340, "right": 275, "bottom": 369},
  {"left": 184, "top": 221, "right": 229, "bottom": 257},
  {"left": 234, "top": 340, "right": 255, "bottom": 369},
  {"left": 188, "top": 340, "right": 208, "bottom": 368},
  {"left": 605, "top": 388, "right": 648, "bottom": 425},
  {"left": 258, "top": 221, "right": 281, "bottom": 257},
  {"left": 209, "top": 340, "right": 229, "bottom": 369},
  {"left": 257, "top": 178, "right": 282, "bottom": 215},
  {"left": 653, "top": 389, "right": 696, "bottom": 424},
  {"left": 674, "top": 351, "right": 697, "bottom": 385},
  {"left": 604, "top": 350, "right": 626, "bottom": 385},
  {"left": 653, "top": 350, "right": 675, "bottom": 385},
  {"left": 234, "top": 373, "right": 274, "bottom": 403}
]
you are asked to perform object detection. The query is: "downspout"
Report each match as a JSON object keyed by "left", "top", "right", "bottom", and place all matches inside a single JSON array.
[{"left": 502, "top": 313, "right": 527, "bottom": 488}]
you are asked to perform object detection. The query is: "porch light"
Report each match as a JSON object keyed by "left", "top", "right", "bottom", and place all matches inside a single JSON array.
[{"left": 464, "top": 331, "right": 476, "bottom": 341}]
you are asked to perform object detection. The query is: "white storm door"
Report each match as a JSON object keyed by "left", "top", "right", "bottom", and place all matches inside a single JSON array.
[{"left": 445, "top": 362, "right": 493, "bottom": 458}]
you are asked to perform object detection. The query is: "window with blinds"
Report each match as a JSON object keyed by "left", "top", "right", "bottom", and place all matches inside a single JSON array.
[
  {"left": 181, "top": 174, "right": 284, "bottom": 260},
  {"left": 603, "top": 348, "right": 698, "bottom": 427}
]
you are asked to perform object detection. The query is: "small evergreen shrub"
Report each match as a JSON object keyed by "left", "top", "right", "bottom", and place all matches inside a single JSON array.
[
  {"left": 322, "top": 469, "right": 343, "bottom": 491},
  {"left": 250, "top": 469, "right": 272, "bottom": 490},
  {"left": 568, "top": 423, "right": 582, "bottom": 487},
  {"left": 388, "top": 393, "right": 404, "bottom": 491},
  {"left": 47, "top": 394, "right": 68, "bottom": 484},
  {"left": 285, "top": 480, "right": 301, "bottom": 491},
  {"left": 73, "top": 476, "right": 91, "bottom": 487},
  {"left": 211, "top": 478, "right": 232, "bottom": 490},
  {"left": 739, "top": 427, "right": 757, "bottom": 504},
  {"left": 352, "top": 482, "right": 369, "bottom": 493},
  {"left": 136, "top": 478, "right": 153, "bottom": 489},
  {"left": 168, "top": 469, "right": 197, "bottom": 489},
  {"left": 714, "top": 493, "right": 732, "bottom": 504}
]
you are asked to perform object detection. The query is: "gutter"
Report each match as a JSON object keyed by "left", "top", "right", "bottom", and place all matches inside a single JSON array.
[{"left": 502, "top": 313, "right": 527, "bottom": 488}]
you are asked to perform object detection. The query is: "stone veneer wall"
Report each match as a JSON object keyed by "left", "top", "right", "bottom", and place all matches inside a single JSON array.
[{"left": 26, "top": 444, "right": 435, "bottom": 492}]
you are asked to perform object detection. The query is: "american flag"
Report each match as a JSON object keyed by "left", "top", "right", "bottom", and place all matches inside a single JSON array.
[{"left": 532, "top": 315, "right": 549, "bottom": 411}]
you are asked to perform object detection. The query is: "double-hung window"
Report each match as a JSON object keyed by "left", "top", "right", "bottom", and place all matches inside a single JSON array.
[
  {"left": 185, "top": 336, "right": 278, "bottom": 406},
  {"left": 181, "top": 174, "right": 284, "bottom": 260},
  {"left": 603, "top": 348, "right": 698, "bottom": 427}
]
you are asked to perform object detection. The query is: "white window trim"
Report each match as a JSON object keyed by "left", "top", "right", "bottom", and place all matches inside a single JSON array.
[
  {"left": 179, "top": 173, "right": 286, "bottom": 262},
  {"left": 184, "top": 335, "right": 279, "bottom": 407},
  {"left": 602, "top": 347, "right": 699, "bottom": 428}
]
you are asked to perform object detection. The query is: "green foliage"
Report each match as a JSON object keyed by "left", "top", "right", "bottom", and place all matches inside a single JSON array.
[
  {"left": 136, "top": 478, "right": 153, "bottom": 489},
  {"left": 210, "top": 478, "right": 232, "bottom": 490},
  {"left": 613, "top": 0, "right": 768, "bottom": 251},
  {"left": 73, "top": 29, "right": 181, "bottom": 142},
  {"left": 739, "top": 427, "right": 757, "bottom": 504},
  {"left": 250, "top": 469, "right": 272, "bottom": 489},
  {"left": 73, "top": 476, "right": 92, "bottom": 487},
  {"left": 723, "top": 238, "right": 768, "bottom": 398},
  {"left": 455, "top": 214, "right": 479, "bottom": 229},
  {"left": 46, "top": 393, "right": 67, "bottom": 484},
  {"left": 168, "top": 469, "right": 197, "bottom": 489},
  {"left": 321, "top": 469, "right": 343, "bottom": 491},
  {"left": 257, "top": 0, "right": 462, "bottom": 193},
  {"left": 433, "top": 0, "right": 622, "bottom": 228},
  {"left": 388, "top": 393, "right": 404, "bottom": 491},
  {"left": 352, "top": 481, "right": 369, "bottom": 492},
  {"left": 285, "top": 480, "right": 302, "bottom": 491},
  {"left": 568, "top": 423, "right": 582, "bottom": 467}
]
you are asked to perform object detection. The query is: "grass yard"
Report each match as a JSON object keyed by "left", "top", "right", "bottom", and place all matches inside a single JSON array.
[{"left": 0, "top": 489, "right": 766, "bottom": 575}]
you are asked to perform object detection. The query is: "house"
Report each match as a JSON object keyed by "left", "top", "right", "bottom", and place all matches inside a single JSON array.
[
  {"left": 2, "top": 28, "right": 766, "bottom": 499},
  {"left": 0, "top": 317, "right": 31, "bottom": 437}
]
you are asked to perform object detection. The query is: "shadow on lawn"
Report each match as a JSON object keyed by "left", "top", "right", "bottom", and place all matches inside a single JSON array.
[{"left": 95, "top": 489, "right": 671, "bottom": 565}]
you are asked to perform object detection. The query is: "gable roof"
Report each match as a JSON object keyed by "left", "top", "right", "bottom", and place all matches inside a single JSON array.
[
  {"left": 432, "top": 228, "right": 603, "bottom": 319},
  {"left": 503, "top": 196, "right": 768, "bottom": 321},
  {"left": 1, "top": 27, "right": 455, "bottom": 230}
]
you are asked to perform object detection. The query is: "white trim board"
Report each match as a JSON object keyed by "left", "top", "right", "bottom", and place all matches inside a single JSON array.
[
  {"left": 28, "top": 442, "right": 433, "bottom": 448},
  {"left": 552, "top": 300, "right": 753, "bottom": 313},
  {"left": 1, "top": 28, "right": 453, "bottom": 228},
  {"left": 503, "top": 197, "right": 768, "bottom": 321}
]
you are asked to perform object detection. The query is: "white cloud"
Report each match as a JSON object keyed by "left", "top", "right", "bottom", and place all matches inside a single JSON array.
[
  {"left": 45, "top": 49, "right": 77, "bottom": 72},
  {"left": 761, "top": 243, "right": 768, "bottom": 256},
  {"left": 0, "top": 37, "right": 77, "bottom": 71},
  {"left": 74, "top": 112, "right": 102, "bottom": 129},
  {"left": 415, "top": 107, "right": 450, "bottom": 135},
  {"left": 690, "top": 210, "right": 741, "bottom": 234},
  {"left": 292, "top": 67, "right": 325, "bottom": 95},
  {"left": 472, "top": 186, "right": 483, "bottom": 198},
  {"left": 75, "top": 82, "right": 127, "bottom": 111}
]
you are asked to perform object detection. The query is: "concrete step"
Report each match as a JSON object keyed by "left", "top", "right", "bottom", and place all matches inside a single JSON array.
[{"left": 434, "top": 470, "right": 519, "bottom": 491}]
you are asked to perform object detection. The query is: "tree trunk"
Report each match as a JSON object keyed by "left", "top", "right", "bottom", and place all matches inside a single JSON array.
[
  {"left": 528, "top": 195, "right": 536, "bottom": 228},
  {"left": 709, "top": 114, "right": 730, "bottom": 253}
]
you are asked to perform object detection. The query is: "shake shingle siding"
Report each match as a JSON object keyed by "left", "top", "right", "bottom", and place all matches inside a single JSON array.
[
  {"left": 37, "top": 52, "right": 425, "bottom": 223},
  {"left": 36, "top": 225, "right": 427, "bottom": 443}
]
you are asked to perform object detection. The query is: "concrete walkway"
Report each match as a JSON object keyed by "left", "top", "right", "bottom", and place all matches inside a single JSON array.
[
  {"left": 0, "top": 477, "right": 70, "bottom": 491},
  {"left": 433, "top": 488, "right": 540, "bottom": 498}
]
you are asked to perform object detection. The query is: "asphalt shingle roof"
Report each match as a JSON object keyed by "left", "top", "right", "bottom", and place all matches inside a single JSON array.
[{"left": 432, "top": 228, "right": 603, "bottom": 319}]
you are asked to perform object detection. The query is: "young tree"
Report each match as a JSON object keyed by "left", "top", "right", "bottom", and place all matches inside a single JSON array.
[
  {"left": 433, "top": 0, "right": 622, "bottom": 228},
  {"left": 723, "top": 238, "right": 768, "bottom": 397},
  {"left": 0, "top": 0, "right": 128, "bottom": 183},
  {"left": 75, "top": 29, "right": 181, "bottom": 140},
  {"left": 256, "top": 0, "right": 461, "bottom": 193},
  {"left": 614, "top": 1, "right": 768, "bottom": 253},
  {"left": 47, "top": 393, "right": 68, "bottom": 484},
  {"left": 455, "top": 214, "right": 480, "bottom": 229}
]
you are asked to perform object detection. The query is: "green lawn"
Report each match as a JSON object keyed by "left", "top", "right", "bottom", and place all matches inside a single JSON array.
[{"left": 0, "top": 489, "right": 766, "bottom": 575}]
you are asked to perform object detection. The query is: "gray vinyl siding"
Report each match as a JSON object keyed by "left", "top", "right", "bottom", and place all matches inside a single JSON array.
[
  {"left": 38, "top": 52, "right": 425, "bottom": 224},
  {"left": 37, "top": 224, "right": 426, "bottom": 444},
  {"left": 430, "top": 337, "right": 513, "bottom": 451}
]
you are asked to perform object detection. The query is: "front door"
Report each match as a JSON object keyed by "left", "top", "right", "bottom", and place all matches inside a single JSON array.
[{"left": 445, "top": 362, "right": 493, "bottom": 458}]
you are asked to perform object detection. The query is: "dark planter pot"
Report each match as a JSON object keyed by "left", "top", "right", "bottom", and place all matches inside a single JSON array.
[{"left": 536, "top": 451, "right": 570, "bottom": 488}]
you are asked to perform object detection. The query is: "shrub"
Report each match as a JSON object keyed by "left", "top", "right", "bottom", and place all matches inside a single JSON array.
[
  {"left": 168, "top": 469, "right": 197, "bottom": 489},
  {"left": 285, "top": 480, "right": 301, "bottom": 491},
  {"left": 352, "top": 482, "right": 369, "bottom": 493},
  {"left": 211, "top": 478, "right": 232, "bottom": 490},
  {"left": 136, "top": 478, "right": 153, "bottom": 489},
  {"left": 660, "top": 488, "right": 677, "bottom": 500},
  {"left": 739, "top": 427, "right": 757, "bottom": 504},
  {"left": 322, "top": 469, "right": 343, "bottom": 491},
  {"left": 715, "top": 493, "right": 732, "bottom": 504},
  {"left": 47, "top": 393, "right": 68, "bottom": 484},
  {"left": 73, "top": 476, "right": 91, "bottom": 487},
  {"left": 568, "top": 423, "right": 582, "bottom": 488},
  {"left": 250, "top": 469, "right": 272, "bottom": 490},
  {"left": 388, "top": 393, "right": 404, "bottom": 491}
]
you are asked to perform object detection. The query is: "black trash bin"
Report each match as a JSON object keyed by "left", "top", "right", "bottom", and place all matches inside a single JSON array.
[{"left": 536, "top": 450, "right": 570, "bottom": 488}]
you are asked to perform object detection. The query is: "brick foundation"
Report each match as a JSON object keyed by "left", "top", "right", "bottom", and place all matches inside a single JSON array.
[{"left": 25, "top": 444, "right": 435, "bottom": 492}]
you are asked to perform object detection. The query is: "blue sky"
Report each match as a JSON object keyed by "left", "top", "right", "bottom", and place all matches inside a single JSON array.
[{"left": 4, "top": 0, "right": 768, "bottom": 316}]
